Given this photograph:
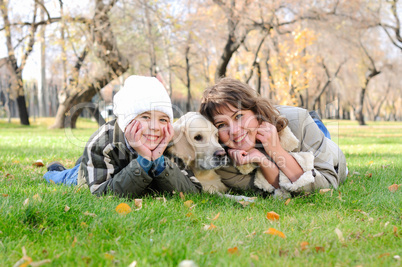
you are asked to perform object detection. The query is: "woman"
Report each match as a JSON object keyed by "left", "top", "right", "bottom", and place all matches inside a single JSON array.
[{"left": 199, "top": 77, "right": 347, "bottom": 198}]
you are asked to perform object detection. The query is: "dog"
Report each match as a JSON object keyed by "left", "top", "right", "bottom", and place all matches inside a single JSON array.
[{"left": 167, "top": 112, "right": 230, "bottom": 193}]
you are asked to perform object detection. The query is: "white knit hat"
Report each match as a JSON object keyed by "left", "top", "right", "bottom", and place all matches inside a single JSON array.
[{"left": 113, "top": 75, "right": 173, "bottom": 132}]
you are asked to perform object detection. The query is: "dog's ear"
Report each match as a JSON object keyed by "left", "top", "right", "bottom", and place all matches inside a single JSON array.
[{"left": 169, "top": 114, "right": 196, "bottom": 165}]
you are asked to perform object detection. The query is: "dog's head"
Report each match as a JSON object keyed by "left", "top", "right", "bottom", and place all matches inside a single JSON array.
[{"left": 168, "top": 112, "right": 227, "bottom": 170}]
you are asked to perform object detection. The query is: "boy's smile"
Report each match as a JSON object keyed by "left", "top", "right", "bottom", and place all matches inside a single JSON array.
[{"left": 135, "top": 111, "right": 170, "bottom": 151}]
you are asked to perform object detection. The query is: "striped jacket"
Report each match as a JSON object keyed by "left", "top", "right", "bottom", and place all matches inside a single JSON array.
[{"left": 77, "top": 119, "right": 202, "bottom": 198}]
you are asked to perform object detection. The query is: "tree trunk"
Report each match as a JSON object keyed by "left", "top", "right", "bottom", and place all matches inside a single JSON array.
[
  {"left": 50, "top": 0, "right": 129, "bottom": 129},
  {"left": 16, "top": 94, "right": 30, "bottom": 125}
]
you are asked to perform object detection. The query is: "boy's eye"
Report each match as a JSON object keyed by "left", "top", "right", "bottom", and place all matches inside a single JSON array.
[
  {"left": 160, "top": 118, "right": 168, "bottom": 123},
  {"left": 141, "top": 115, "right": 151, "bottom": 120}
]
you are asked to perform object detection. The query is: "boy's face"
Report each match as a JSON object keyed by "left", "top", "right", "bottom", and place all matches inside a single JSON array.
[{"left": 134, "top": 111, "right": 170, "bottom": 150}]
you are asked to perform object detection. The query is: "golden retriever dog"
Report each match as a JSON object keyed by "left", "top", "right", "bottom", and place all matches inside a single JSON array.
[{"left": 167, "top": 112, "right": 229, "bottom": 193}]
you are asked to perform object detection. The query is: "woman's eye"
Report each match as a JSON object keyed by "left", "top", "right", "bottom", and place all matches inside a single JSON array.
[
  {"left": 194, "top": 134, "right": 203, "bottom": 141},
  {"left": 216, "top": 124, "right": 224, "bottom": 129},
  {"left": 235, "top": 114, "right": 243, "bottom": 120}
]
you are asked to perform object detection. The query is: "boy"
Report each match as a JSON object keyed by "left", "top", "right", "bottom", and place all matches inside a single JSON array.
[{"left": 44, "top": 75, "right": 202, "bottom": 198}]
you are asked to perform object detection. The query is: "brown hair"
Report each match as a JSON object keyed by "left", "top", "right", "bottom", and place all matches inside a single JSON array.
[{"left": 199, "top": 77, "right": 288, "bottom": 132}]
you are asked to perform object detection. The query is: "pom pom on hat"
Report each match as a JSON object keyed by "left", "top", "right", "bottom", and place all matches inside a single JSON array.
[{"left": 113, "top": 75, "right": 173, "bottom": 132}]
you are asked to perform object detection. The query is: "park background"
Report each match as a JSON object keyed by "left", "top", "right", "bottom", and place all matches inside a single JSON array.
[
  {"left": 0, "top": 0, "right": 401, "bottom": 266},
  {"left": 1, "top": 0, "right": 401, "bottom": 127}
]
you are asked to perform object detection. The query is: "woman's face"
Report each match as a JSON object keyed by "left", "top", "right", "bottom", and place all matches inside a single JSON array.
[{"left": 213, "top": 104, "right": 259, "bottom": 152}]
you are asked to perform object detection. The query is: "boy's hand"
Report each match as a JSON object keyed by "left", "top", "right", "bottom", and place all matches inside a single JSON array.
[
  {"left": 125, "top": 120, "right": 152, "bottom": 160},
  {"left": 151, "top": 123, "right": 174, "bottom": 160}
]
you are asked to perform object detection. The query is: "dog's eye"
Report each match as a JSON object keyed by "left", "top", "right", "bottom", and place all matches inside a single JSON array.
[{"left": 194, "top": 134, "right": 203, "bottom": 141}]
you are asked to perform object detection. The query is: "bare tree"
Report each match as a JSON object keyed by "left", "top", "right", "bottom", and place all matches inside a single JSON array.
[
  {"left": 380, "top": 0, "right": 402, "bottom": 51},
  {"left": 51, "top": 0, "right": 129, "bottom": 128}
]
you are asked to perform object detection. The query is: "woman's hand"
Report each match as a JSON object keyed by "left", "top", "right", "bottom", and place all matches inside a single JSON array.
[
  {"left": 125, "top": 120, "right": 152, "bottom": 160},
  {"left": 256, "top": 122, "right": 283, "bottom": 156},
  {"left": 151, "top": 123, "right": 174, "bottom": 160},
  {"left": 228, "top": 148, "right": 265, "bottom": 166}
]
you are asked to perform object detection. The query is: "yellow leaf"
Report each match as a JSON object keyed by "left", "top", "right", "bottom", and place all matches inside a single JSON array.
[
  {"left": 72, "top": 236, "right": 77, "bottom": 247},
  {"left": 227, "top": 246, "right": 239, "bottom": 254},
  {"left": 203, "top": 223, "right": 217, "bottom": 230},
  {"left": 64, "top": 205, "right": 70, "bottom": 212},
  {"left": 104, "top": 253, "right": 115, "bottom": 260},
  {"left": 335, "top": 228, "right": 345, "bottom": 242},
  {"left": 300, "top": 241, "right": 309, "bottom": 251},
  {"left": 211, "top": 212, "right": 220, "bottom": 221},
  {"left": 367, "top": 160, "right": 374, "bottom": 165},
  {"left": 284, "top": 198, "right": 291, "bottom": 205},
  {"left": 185, "top": 212, "right": 193, "bottom": 217},
  {"left": 264, "top": 228, "right": 286, "bottom": 238},
  {"left": 266, "top": 211, "right": 280, "bottom": 221},
  {"left": 81, "top": 222, "right": 88, "bottom": 228},
  {"left": 184, "top": 200, "right": 194, "bottom": 208},
  {"left": 116, "top": 203, "right": 132, "bottom": 215},
  {"left": 83, "top": 211, "right": 96, "bottom": 217},
  {"left": 33, "top": 194, "right": 42, "bottom": 202},
  {"left": 388, "top": 184, "right": 399, "bottom": 193},
  {"left": 2, "top": 194, "right": 8, "bottom": 197},
  {"left": 319, "top": 189, "right": 332, "bottom": 194}
]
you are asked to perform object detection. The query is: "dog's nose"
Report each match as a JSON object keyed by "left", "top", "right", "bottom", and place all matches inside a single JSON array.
[{"left": 213, "top": 150, "right": 226, "bottom": 158}]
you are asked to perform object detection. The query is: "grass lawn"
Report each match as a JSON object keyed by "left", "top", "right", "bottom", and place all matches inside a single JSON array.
[{"left": 0, "top": 118, "right": 401, "bottom": 266}]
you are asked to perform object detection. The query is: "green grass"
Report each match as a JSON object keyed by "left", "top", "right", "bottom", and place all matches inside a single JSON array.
[{"left": 0, "top": 118, "right": 401, "bottom": 266}]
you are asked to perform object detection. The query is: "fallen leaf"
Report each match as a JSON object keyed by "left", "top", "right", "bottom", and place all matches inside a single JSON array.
[
  {"left": 155, "top": 197, "right": 167, "bottom": 202},
  {"left": 238, "top": 201, "right": 253, "bottom": 207},
  {"left": 227, "top": 247, "right": 239, "bottom": 254},
  {"left": 134, "top": 199, "right": 142, "bottom": 210},
  {"left": 367, "top": 160, "right": 374, "bottom": 165},
  {"left": 379, "top": 253, "right": 390, "bottom": 258},
  {"left": 373, "top": 232, "right": 384, "bottom": 237},
  {"left": 394, "top": 255, "right": 401, "bottom": 261},
  {"left": 319, "top": 189, "right": 332, "bottom": 195},
  {"left": 388, "top": 184, "right": 399, "bottom": 193},
  {"left": 352, "top": 171, "right": 360, "bottom": 176},
  {"left": 104, "top": 253, "right": 115, "bottom": 260},
  {"left": 29, "top": 259, "right": 52, "bottom": 266},
  {"left": 250, "top": 254, "right": 259, "bottom": 261},
  {"left": 184, "top": 200, "right": 194, "bottom": 208},
  {"left": 72, "top": 236, "right": 77, "bottom": 247},
  {"left": 80, "top": 222, "right": 88, "bottom": 228},
  {"left": 264, "top": 228, "right": 286, "bottom": 239},
  {"left": 211, "top": 212, "right": 220, "bottom": 221},
  {"left": 266, "top": 211, "right": 280, "bottom": 221},
  {"left": 335, "top": 228, "right": 345, "bottom": 242},
  {"left": 179, "top": 192, "right": 185, "bottom": 199},
  {"left": 128, "top": 260, "right": 137, "bottom": 267},
  {"left": 365, "top": 172, "right": 372, "bottom": 178},
  {"left": 159, "top": 218, "right": 167, "bottom": 224},
  {"left": 33, "top": 194, "right": 42, "bottom": 202},
  {"left": 32, "top": 160, "right": 44, "bottom": 167},
  {"left": 23, "top": 198, "right": 29, "bottom": 206},
  {"left": 315, "top": 246, "right": 325, "bottom": 253},
  {"left": 2, "top": 194, "right": 8, "bottom": 197},
  {"left": 203, "top": 223, "right": 217, "bottom": 230},
  {"left": 381, "top": 164, "right": 390, "bottom": 169},
  {"left": 393, "top": 226, "right": 398, "bottom": 237},
  {"left": 384, "top": 221, "right": 390, "bottom": 227},
  {"left": 284, "top": 198, "right": 291, "bottom": 205},
  {"left": 185, "top": 212, "right": 193, "bottom": 217},
  {"left": 83, "top": 211, "right": 96, "bottom": 217},
  {"left": 246, "top": 231, "right": 256, "bottom": 238},
  {"left": 116, "top": 203, "right": 132, "bottom": 215},
  {"left": 64, "top": 205, "right": 70, "bottom": 212},
  {"left": 300, "top": 241, "right": 309, "bottom": 251}
]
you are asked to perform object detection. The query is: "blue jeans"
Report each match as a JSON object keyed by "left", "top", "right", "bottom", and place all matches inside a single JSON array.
[
  {"left": 313, "top": 119, "right": 331, "bottom": 139},
  {"left": 43, "top": 164, "right": 80, "bottom": 186}
]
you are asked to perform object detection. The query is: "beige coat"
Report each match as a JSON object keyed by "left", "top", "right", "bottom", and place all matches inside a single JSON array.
[{"left": 216, "top": 106, "right": 347, "bottom": 198}]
